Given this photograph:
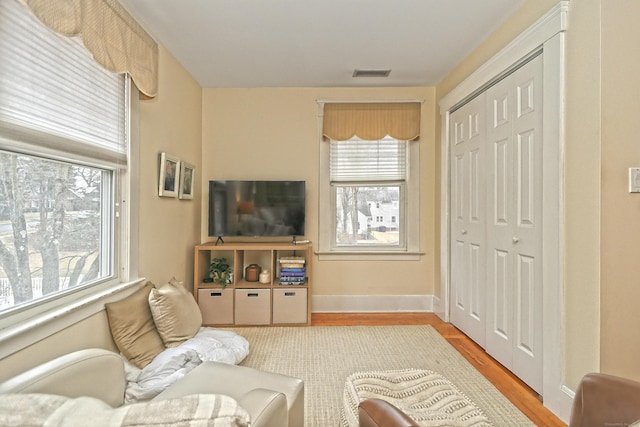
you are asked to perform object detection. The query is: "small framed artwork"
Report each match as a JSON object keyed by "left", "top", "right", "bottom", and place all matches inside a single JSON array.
[
  {"left": 179, "top": 162, "right": 195, "bottom": 200},
  {"left": 158, "top": 152, "right": 180, "bottom": 197}
]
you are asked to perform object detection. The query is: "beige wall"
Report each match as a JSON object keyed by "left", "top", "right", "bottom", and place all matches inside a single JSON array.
[
  {"left": 600, "top": 0, "right": 640, "bottom": 379},
  {"left": 201, "top": 87, "right": 437, "bottom": 297},
  {"left": 138, "top": 45, "right": 203, "bottom": 291}
]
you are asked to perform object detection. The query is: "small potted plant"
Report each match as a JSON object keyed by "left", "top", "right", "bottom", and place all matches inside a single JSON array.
[{"left": 209, "top": 257, "right": 233, "bottom": 288}]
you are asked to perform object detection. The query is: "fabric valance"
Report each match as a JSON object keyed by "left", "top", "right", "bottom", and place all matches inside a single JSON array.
[
  {"left": 20, "top": 0, "right": 158, "bottom": 98},
  {"left": 322, "top": 102, "right": 421, "bottom": 141}
]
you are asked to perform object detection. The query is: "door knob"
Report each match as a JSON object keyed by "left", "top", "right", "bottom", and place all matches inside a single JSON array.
[
  {"left": 512, "top": 236, "right": 520, "bottom": 244},
  {"left": 461, "top": 230, "right": 467, "bottom": 235}
]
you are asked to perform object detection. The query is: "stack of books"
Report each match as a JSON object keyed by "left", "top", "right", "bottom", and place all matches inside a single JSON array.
[{"left": 279, "top": 256, "right": 306, "bottom": 285}]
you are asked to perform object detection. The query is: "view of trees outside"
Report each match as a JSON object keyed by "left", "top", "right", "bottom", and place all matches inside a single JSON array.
[
  {"left": 335, "top": 185, "right": 400, "bottom": 246},
  {"left": 0, "top": 151, "right": 105, "bottom": 311}
]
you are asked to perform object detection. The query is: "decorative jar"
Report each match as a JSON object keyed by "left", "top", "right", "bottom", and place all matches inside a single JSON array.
[
  {"left": 245, "top": 264, "right": 261, "bottom": 282},
  {"left": 259, "top": 270, "right": 271, "bottom": 284}
]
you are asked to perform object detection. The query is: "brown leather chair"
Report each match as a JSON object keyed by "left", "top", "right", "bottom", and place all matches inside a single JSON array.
[
  {"left": 358, "top": 373, "right": 640, "bottom": 427},
  {"left": 358, "top": 398, "right": 419, "bottom": 427},
  {"left": 569, "top": 373, "right": 640, "bottom": 427}
]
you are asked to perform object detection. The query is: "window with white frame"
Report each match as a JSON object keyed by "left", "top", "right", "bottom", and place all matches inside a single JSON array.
[
  {"left": 331, "top": 137, "right": 406, "bottom": 248},
  {"left": 0, "top": 0, "right": 128, "bottom": 317},
  {"left": 318, "top": 137, "right": 420, "bottom": 257}
]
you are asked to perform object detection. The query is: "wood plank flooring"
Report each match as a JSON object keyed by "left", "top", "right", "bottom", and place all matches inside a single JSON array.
[{"left": 311, "top": 312, "right": 566, "bottom": 427}]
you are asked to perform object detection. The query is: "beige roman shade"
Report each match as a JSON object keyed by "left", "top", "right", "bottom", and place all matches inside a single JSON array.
[
  {"left": 20, "top": 0, "right": 158, "bottom": 98},
  {"left": 322, "top": 102, "right": 421, "bottom": 141}
]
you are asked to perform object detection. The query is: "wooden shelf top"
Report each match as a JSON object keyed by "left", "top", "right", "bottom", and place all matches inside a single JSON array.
[{"left": 196, "top": 241, "right": 312, "bottom": 251}]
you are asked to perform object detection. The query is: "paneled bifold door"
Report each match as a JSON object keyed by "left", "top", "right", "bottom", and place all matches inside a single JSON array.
[{"left": 449, "top": 54, "right": 543, "bottom": 393}]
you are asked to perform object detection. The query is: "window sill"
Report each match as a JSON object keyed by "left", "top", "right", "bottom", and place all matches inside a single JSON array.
[
  {"left": 315, "top": 250, "right": 424, "bottom": 261},
  {"left": 0, "top": 278, "right": 144, "bottom": 359}
]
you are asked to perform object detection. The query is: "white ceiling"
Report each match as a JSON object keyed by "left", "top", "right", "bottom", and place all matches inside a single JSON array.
[{"left": 118, "top": 0, "right": 525, "bottom": 88}]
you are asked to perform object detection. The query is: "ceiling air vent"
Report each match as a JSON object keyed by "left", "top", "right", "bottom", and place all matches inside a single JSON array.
[{"left": 353, "top": 69, "right": 391, "bottom": 78}]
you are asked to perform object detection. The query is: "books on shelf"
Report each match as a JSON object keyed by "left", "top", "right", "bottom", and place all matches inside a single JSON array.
[
  {"left": 279, "top": 278, "right": 305, "bottom": 285},
  {"left": 279, "top": 256, "right": 305, "bottom": 268},
  {"left": 280, "top": 268, "right": 305, "bottom": 276},
  {"left": 279, "top": 256, "right": 305, "bottom": 263},
  {"left": 279, "top": 256, "right": 306, "bottom": 285}
]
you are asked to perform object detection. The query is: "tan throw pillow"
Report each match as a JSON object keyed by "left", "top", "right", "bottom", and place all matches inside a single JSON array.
[
  {"left": 105, "top": 282, "right": 165, "bottom": 368},
  {"left": 148, "top": 278, "right": 202, "bottom": 348}
]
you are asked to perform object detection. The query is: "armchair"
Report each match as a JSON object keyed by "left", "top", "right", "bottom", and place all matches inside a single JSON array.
[
  {"left": 358, "top": 398, "right": 419, "bottom": 427},
  {"left": 569, "top": 372, "right": 640, "bottom": 427}
]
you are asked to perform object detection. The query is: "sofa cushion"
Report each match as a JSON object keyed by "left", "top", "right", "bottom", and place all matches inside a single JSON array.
[
  {"left": 148, "top": 278, "right": 202, "bottom": 347},
  {"left": 105, "top": 282, "right": 165, "bottom": 368},
  {"left": 0, "top": 393, "right": 250, "bottom": 427},
  {"left": 156, "top": 361, "right": 304, "bottom": 427}
]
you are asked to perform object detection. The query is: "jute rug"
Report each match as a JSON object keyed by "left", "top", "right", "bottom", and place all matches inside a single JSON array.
[{"left": 229, "top": 325, "right": 534, "bottom": 426}]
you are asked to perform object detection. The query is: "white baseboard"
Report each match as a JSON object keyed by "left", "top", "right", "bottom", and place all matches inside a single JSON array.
[
  {"left": 312, "top": 294, "right": 433, "bottom": 313},
  {"left": 544, "top": 384, "right": 575, "bottom": 424},
  {"left": 432, "top": 295, "right": 447, "bottom": 321}
]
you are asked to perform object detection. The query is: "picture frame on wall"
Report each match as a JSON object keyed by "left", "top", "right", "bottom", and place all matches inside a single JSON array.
[
  {"left": 179, "top": 162, "right": 195, "bottom": 200},
  {"left": 159, "top": 152, "right": 180, "bottom": 197}
]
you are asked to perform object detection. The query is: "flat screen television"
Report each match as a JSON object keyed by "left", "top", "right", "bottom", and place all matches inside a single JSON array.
[{"left": 208, "top": 180, "right": 305, "bottom": 238}]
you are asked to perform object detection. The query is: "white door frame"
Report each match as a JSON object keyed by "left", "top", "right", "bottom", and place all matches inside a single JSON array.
[{"left": 436, "top": 2, "right": 573, "bottom": 421}]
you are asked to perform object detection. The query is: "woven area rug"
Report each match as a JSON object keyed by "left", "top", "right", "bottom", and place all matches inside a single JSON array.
[{"left": 228, "top": 325, "right": 534, "bottom": 427}]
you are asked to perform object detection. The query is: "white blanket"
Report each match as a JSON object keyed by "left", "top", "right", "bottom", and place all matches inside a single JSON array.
[{"left": 124, "top": 328, "right": 249, "bottom": 402}]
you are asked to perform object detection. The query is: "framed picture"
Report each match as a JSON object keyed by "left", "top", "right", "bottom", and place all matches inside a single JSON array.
[
  {"left": 179, "top": 162, "right": 195, "bottom": 200},
  {"left": 158, "top": 152, "right": 180, "bottom": 197}
]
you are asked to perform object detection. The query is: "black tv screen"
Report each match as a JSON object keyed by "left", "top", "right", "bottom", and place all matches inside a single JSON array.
[{"left": 208, "top": 180, "right": 305, "bottom": 237}]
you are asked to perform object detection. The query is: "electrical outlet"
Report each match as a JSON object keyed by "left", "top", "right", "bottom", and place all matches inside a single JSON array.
[{"left": 629, "top": 168, "right": 640, "bottom": 193}]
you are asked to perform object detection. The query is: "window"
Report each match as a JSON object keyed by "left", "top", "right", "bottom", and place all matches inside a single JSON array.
[
  {"left": 319, "top": 136, "right": 420, "bottom": 258},
  {"left": 0, "top": 1, "right": 128, "bottom": 318},
  {"left": 331, "top": 137, "right": 405, "bottom": 248},
  {"left": 0, "top": 153, "right": 114, "bottom": 311}
]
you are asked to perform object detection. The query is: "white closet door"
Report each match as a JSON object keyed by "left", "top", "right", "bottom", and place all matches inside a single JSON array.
[
  {"left": 449, "top": 94, "right": 486, "bottom": 348},
  {"left": 485, "top": 55, "right": 543, "bottom": 393}
]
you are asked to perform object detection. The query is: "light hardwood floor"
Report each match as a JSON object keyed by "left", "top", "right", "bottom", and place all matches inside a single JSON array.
[{"left": 311, "top": 312, "right": 567, "bottom": 427}]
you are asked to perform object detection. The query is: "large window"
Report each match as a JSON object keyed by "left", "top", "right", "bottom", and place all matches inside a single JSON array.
[
  {"left": 0, "top": 153, "right": 113, "bottom": 311},
  {"left": 0, "top": 0, "right": 128, "bottom": 317}
]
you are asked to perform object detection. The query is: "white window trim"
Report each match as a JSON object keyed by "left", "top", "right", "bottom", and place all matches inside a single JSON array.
[{"left": 318, "top": 135, "right": 421, "bottom": 261}]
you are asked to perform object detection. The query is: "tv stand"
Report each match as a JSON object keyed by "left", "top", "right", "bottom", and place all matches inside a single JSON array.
[
  {"left": 215, "top": 235, "right": 225, "bottom": 245},
  {"left": 194, "top": 241, "right": 312, "bottom": 326}
]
